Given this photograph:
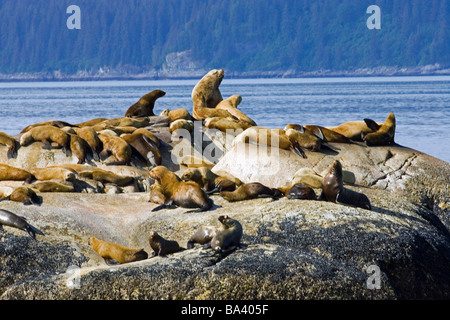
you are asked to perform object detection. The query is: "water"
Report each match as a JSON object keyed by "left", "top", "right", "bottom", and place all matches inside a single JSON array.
[{"left": 0, "top": 76, "right": 449, "bottom": 162}]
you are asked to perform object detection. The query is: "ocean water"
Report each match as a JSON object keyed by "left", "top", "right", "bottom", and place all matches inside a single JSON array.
[{"left": 0, "top": 76, "right": 449, "bottom": 162}]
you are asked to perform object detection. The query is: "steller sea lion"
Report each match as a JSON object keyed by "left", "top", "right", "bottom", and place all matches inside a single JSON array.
[
  {"left": 74, "top": 126, "right": 102, "bottom": 161},
  {"left": 121, "top": 132, "right": 162, "bottom": 167},
  {"left": 31, "top": 181, "right": 75, "bottom": 193},
  {"left": 148, "top": 231, "right": 183, "bottom": 257},
  {"left": 204, "top": 117, "right": 252, "bottom": 135},
  {"left": 149, "top": 165, "right": 213, "bottom": 213},
  {"left": 125, "top": 89, "right": 166, "bottom": 117},
  {"left": 148, "top": 182, "right": 168, "bottom": 204},
  {"left": 20, "top": 120, "right": 75, "bottom": 134},
  {"left": 160, "top": 108, "right": 194, "bottom": 122},
  {"left": 362, "top": 112, "right": 396, "bottom": 146},
  {"left": 203, "top": 215, "right": 243, "bottom": 255},
  {"left": 320, "top": 160, "right": 371, "bottom": 210},
  {"left": 79, "top": 169, "right": 135, "bottom": 187},
  {"left": 233, "top": 126, "right": 307, "bottom": 158},
  {"left": 0, "top": 209, "right": 44, "bottom": 240},
  {"left": 169, "top": 119, "right": 194, "bottom": 134},
  {"left": 220, "top": 182, "right": 282, "bottom": 202},
  {"left": 74, "top": 118, "right": 108, "bottom": 127},
  {"left": 215, "top": 94, "right": 257, "bottom": 126},
  {"left": 192, "top": 95, "right": 236, "bottom": 121},
  {"left": 30, "top": 167, "right": 76, "bottom": 182},
  {"left": 327, "top": 120, "right": 376, "bottom": 141},
  {"left": 181, "top": 167, "right": 239, "bottom": 194},
  {"left": 191, "top": 69, "right": 224, "bottom": 109},
  {"left": 89, "top": 236, "right": 148, "bottom": 265},
  {"left": 19, "top": 125, "right": 71, "bottom": 156},
  {"left": 187, "top": 225, "right": 222, "bottom": 249},
  {"left": 98, "top": 134, "right": 133, "bottom": 165},
  {"left": 0, "top": 164, "right": 35, "bottom": 183},
  {"left": 0, "top": 186, "right": 42, "bottom": 206},
  {"left": 282, "top": 183, "right": 317, "bottom": 200},
  {"left": 0, "top": 131, "right": 19, "bottom": 159},
  {"left": 68, "top": 133, "right": 94, "bottom": 164}
]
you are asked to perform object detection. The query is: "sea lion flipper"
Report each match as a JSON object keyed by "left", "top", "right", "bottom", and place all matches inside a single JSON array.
[
  {"left": 363, "top": 119, "right": 380, "bottom": 131},
  {"left": 7, "top": 144, "right": 18, "bottom": 159},
  {"left": 290, "top": 142, "right": 307, "bottom": 159},
  {"left": 104, "top": 258, "right": 121, "bottom": 266}
]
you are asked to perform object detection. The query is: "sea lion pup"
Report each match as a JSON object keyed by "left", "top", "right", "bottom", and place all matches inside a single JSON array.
[
  {"left": 204, "top": 215, "right": 243, "bottom": 255},
  {"left": 98, "top": 134, "right": 132, "bottom": 165},
  {"left": 204, "top": 117, "right": 252, "bottom": 134},
  {"left": 233, "top": 126, "right": 307, "bottom": 158},
  {"left": 149, "top": 165, "right": 213, "bottom": 213},
  {"left": 89, "top": 236, "right": 148, "bottom": 265},
  {"left": 0, "top": 209, "right": 44, "bottom": 240},
  {"left": 31, "top": 181, "right": 75, "bottom": 193},
  {"left": 121, "top": 132, "right": 162, "bottom": 167},
  {"left": 30, "top": 167, "right": 76, "bottom": 182},
  {"left": 0, "top": 164, "right": 35, "bottom": 183},
  {"left": 187, "top": 225, "right": 222, "bottom": 249},
  {"left": 215, "top": 94, "right": 257, "bottom": 126},
  {"left": 148, "top": 231, "right": 183, "bottom": 257},
  {"left": 361, "top": 112, "right": 396, "bottom": 146},
  {"left": 74, "top": 127, "right": 102, "bottom": 161},
  {"left": 169, "top": 119, "right": 194, "bottom": 134},
  {"left": 191, "top": 69, "right": 224, "bottom": 109},
  {"left": 125, "top": 89, "right": 166, "bottom": 117},
  {"left": 320, "top": 160, "right": 371, "bottom": 210},
  {"left": 68, "top": 133, "right": 94, "bottom": 164},
  {"left": 0, "top": 186, "right": 42, "bottom": 206},
  {"left": 220, "top": 182, "right": 282, "bottom": 202},
  {"left": 0, "top": 131, "right": 19, "bottom": 159},
  {"left": 181, "top": 167, "right": 239, "bottom": 194},
  {"left": 20, "top": 125, "right": 71, "bottom": 156},
  {"left": 20, "top": 120, "right": 75, "bottom": 134}
]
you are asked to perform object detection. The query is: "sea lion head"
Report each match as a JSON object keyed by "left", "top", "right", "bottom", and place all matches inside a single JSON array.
[
  {"left": 149, "top": 166, "right": 167, "bottom": 180},
  {"left": 321, "top": 160, "right": 343, "bottom": 202}
]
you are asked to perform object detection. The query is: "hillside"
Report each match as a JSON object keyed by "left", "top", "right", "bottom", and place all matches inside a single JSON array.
[{"left": 0, "top": 0, "right": 449, "bottom": 79}]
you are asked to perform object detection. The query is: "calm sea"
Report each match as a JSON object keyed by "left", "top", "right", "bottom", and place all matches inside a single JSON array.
[{"left": 0, "top": 76, "right": 449, "bottom": 162}]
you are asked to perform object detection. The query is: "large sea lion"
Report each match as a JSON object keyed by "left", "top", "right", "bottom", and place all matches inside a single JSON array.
[
  {"left": 181, "top": 167, "right": 239, "bottom": 194},
  {"left": 20, "top": 120, "right": 74, "bottom": 134},
  {"left": 0, "top": 186, "right": 42, "bottom": 206},
  {"left": 0, "top": 131, "right": 19, "bottom": 159},
  {"left": 98, "top": 134, "right": 133, "bottom": 165},
  {"left": 68, "top": 133, "right": 94, "bottom": 164},
  {"left": 191, "top": 69, "right": 224, "bottom": 109},
  {"left": 30, "top": 167, "right": 76, "bottom": 181},
  {"left": 362, "top": 112, "right": 396, "bottom": 146},
  {"left": 121, "top": 132, "right": 162, "bottom": 167},
  {"left": 320, "top": 160, "right": 371, "bottom": 210},
  {"left": 0, "top": 209, "right": 44, "bottom": 240},
  {"left": 19, "top": 125, "right": 71, "bottom": 156},
  {"left": 148, "top": 231, "right": 183, "bottom": 257},
  {"left": 74, "top": 127, "right": 102, "bottom": 161},
  {"left": 204, "top": 117, "right": 252, "bottom": 135},
  {"left": 149, "top": 165, "right": 213, "bottom": 213},
  {"left": 215, "top": 95, "right": 257, "bottom": 126},
  {"left": 232, "top": 126, "right": 307, "bottom": 158},
  {"left": 204, "top": 215, "right": 243, "bottom": 254},
  {"left": 89, "top": 236, "right": 148, "bottom": 265},
  {"left": 125, "top": 89, "right": 166, "bottom": 117},
  {"left": 327, "top": 121, "right": 376, "bottom": 141},
  {"left": 31, "top": 181, "right": 75, "bottom": 193},
  {"left": 302, "top": 125, "right": 354, "bottom": 143},
  {"left": 192, "top": 95, "right": 236, "bottom": 121},
  {"left": 220, "top": 182, "right": 282, "bottom": 202},
  {"left": 0, "top": 164, "right": 35, "bottom": 183}
]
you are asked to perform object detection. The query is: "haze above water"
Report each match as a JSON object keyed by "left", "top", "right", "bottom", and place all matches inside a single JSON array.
[{"left": 0, "top": 76, "right": 448, "bottom": 162}]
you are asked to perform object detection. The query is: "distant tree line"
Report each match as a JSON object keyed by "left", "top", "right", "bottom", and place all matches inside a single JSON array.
[{"left": 0, "top": 0, "right": 448, "bottom": 75}]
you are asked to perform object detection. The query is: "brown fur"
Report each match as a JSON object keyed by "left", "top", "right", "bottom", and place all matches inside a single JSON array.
[
  {"left": 79, "top": 169, "right": 134, "bottom": 187},
  {"left": 220, "top": 182, "right": 282, "bottom": 202},
  {"left": 204, "top": 117, "right": 252, "bottom": 134},
  {"left": 362, "top": 112, "right": 396, "bottom": 146},
  {"left": 149, "top": 166, "right": 212, "bottom": 213},
  {"left": 148, "top": 231, "right": 182, "bottom": 256},
  {"left": 208, "top": 215, "right": 243, "bottom": 253},
  {"left": 132, "top": 128, "right": 160, "bottom": 147},
  {"left": 285, "top": 128, "right": 322, "bottom": 151},
  {"left": 303, "top": 125, "right": 353, "bottom": 143},
  {"left": 191, "top": 69, "right": 224, "bottom": 109},
  {"left": 93, "top": 117, "right": 150, "bottom": 131},
  {"left": 68, "top": 133, "right": 93, "bottom": 164},
  {"left": 166, "top": 108, "right": 194, "bottom": 122},
  {"left": 74, "top": 126, "right": 102, "bottom": 160},
  {"left": 31, "top": 181, "right": 74, "bottom": 193},
  {"left": 125, "top": 89, "right": 166, "bottom": 117},
  {"left": 192, "top": 95, "right": 236, "bottom": 121},
  {"left": 187, "top": 225, "right": 222, "bottom": 249},
  {"left": 30, "top": 167, "right": 76, "bottom": 181},
  {"left": 0, "top": 131, "right": 19, "bottom": 159},
  {"left": 215, "top": 95, "right": 256, "bottom": 125},
  {"left": 121, "top": 132, "right": 162, "bottom": 167},
  {"left": 0, "top": 164, "right": 35, "bottom": 183},
  {"left": 281, "top": 183, "right": 317, "bottom": 200},
  {"left": 98, "top": 134, "right": 132, "bottom": 165},
  {"left": 181, "top": 167, "right": 239, "bottom": 193},
  {"left": 5, "top": 186, "right": 42, "bottom": 205},
  {"left": 19, "top": 125, "right": 71, "bottom": 155},
  {"left": 90, "top": 236, "right": 148, "bottom": 265},
  {"left": 169, "top": 119, "right": 194, "bottom": 134},
  {"left": 148, "top": 182, "right": 168, "bottom": 204},
  {"left": 327, "top": 121, "right": 376, "bottom": 141},
  {"left": 20, "top": 120, "right": 74, "bottom": 134},
  {"left": 74, "top": 118, "right": 108, "bottom": 127}
]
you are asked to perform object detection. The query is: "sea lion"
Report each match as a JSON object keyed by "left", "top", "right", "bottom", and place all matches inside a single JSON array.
[
  {"left": 191, "top": 69, "right": 224, "bottom": 109},
  {"left": 68, "top": 133, "right": 94, "bottom": 164},
  {"left": 0, "top": 209, "right": 44, "bottom": 240},
  {"left": 20, "top": 125, "right": 71, "bottom": 156},
  {"left": 187, "top": 225, "right": 222, "bottom": 249},
  {"left": 283, "top": 184, "right": 317, "bottom": 200},
  {"left": 327, "top": 120, "right": 376, "bottom": 141},
  {"left": 192, "top": 95, "right": 236, "bottom": 121},
  {"left": 149, "top": 165, "right": 213, "bottom": 213},
  {"left": 320, "top": 160, "right": 371, "bottom": 210},
  {"left": 0, "top": 164, "right": 35, "bottom": 183},
  {"left": 79, "top": 169, "right": 134, "bottom": 187},
  {"left": 74, "top": 127, "right": 102, "bottom": 161},
  {"left": 98, "top": 134, "right": 133, "bottom": 165},
  {"left": 169, "top": 119, "right": 194, "bottom": 134},
  {"left": 131, "top": 128, "right": 161, "bottom": 147},
  {"left": 30, "top": 167, "right": 76, "bottom": 181},
  {"left": 125, "top": 89, "right": 166, "bottom": 117},
  {"left": 31, "top": 181, "right": 75, "bottom": 193},
  {"left": 0, "top": 131, "right": 19, "bottom": 159},
  {"left": 121, "top": 132, "right": 162, "bottom": 167},
  {"left": 93, "top": 117, "right": 150, "bottom": 131},
  {"left": 0, "top": 186, "right": 42, "bottom": 206},
  {"left": 290, "top": 167, "right": 323, "bottom": 188},
  {"left": 181, "top": 167, "right": 239, "bottom": 194},
  {"left": 204, "top": 215, "right": 243, "bottom": 254},
  {"left": 284, "top": 128, "right": 322, "bottom": 152},
  {"left": 89, "top": 236, "right": 148, "bottom": 265},
  {"left": 20, "top": 120, "right": 75, "bottom": 134},
  {"left": 232, "top": 126, "right": 307, "bottom": 158},
  {"left": 204, "top": 117, "right": 252, "bottom": 135},
  {"left": 361, "top": 112, "right": 396, "bottom": 146},
  {"left": 74, "top": 118, "right": 108, "bottom": 127},
  {"left": 215, "top": 95, "right": 257, "bottom": 126},
  {"left": 220, "top": 182, "right": 282, "bottom": 202},
  {"left": 161, "top": 108, "right": 194, "bottom": 122},
  {"left": 148, "top": 182, "right": 168, "bottom": 204},
  {"left": 148, "top": 231, "right": 183, "bottom": 257},
  {"left": 303, "top": 125, "right": 354, "bottom": 143}
]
